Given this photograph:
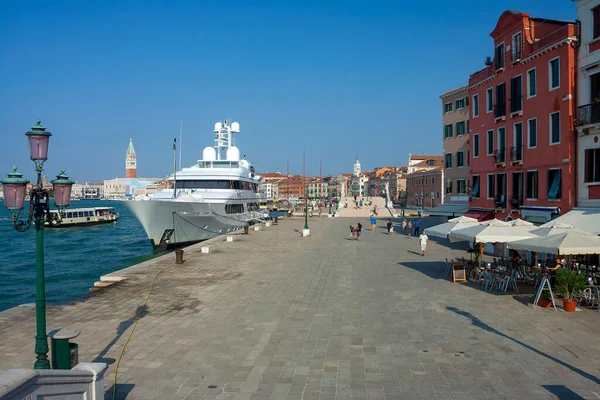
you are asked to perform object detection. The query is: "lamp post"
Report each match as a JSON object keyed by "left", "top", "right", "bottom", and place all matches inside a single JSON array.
[{"left": 1, "top": 121, "right": 73, "bottom": 369}]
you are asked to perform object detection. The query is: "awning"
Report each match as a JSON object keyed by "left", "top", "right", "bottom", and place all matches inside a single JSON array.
[
  {"left": 539, "top": 208, "right": 600, "bottom": 235},
  {"left": 519, "top": 206, "right": 560, "bottom": 223},
  {"left": 427, "top": 203, "right": 468, "bottom": 217},
  {"left": 463, "top": 209, "right": 494, "bottom": 221}
]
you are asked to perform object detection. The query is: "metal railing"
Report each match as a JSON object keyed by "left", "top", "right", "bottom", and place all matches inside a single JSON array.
[
  {"left": 577, "top": 103, "right": 600, "bottom": 126},
  {"left": 494, "top": 196, "right": 506, "bottom": 208},
  {"left": 511, "top": 146, "right": 523, "bottom": 162},
  {"left": 494, "top": 102, "right": 506, "bottom": 118},
  {"left": 510, "top": 95, "right": 522, "bottom": 113},
  {"left": 494, "top": 150, "right": 506, "bottom": 164},
  {"left": 510, "top": 196, "right": 523, "bottom": 209}
]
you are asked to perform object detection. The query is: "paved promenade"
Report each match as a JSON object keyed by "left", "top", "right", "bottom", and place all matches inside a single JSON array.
[{"left": 1, "top": 216, "right": 599, "bottom": 400}]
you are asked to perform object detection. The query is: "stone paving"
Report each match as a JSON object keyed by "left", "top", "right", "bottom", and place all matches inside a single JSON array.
[{"left": 0, "top": 216, "right": 600, "bottom": 400}]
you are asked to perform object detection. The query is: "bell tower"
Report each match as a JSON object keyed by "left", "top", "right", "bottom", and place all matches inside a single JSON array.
[{"left": 126, "top": 138, "right": 137, "bottom": 178}]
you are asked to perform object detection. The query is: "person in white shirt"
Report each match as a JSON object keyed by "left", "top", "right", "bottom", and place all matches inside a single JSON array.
[{"left": 419, "top": 233, "right": 428, "bottom": 256}]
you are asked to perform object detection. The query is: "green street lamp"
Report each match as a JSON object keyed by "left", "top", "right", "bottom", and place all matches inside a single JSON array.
[
  {"left": 303, "top": 186, "right": 310, "bottom": 237},
  {"left": 1, "top": 121, "right": 74, "bottom": 369}
]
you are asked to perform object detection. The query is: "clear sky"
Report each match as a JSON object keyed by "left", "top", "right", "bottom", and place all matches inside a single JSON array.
[{"left": 0, "top": 0, "right": 576, "bottom": 182}]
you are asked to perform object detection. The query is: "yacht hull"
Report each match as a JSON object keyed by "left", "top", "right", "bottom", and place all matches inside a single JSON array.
[{"left": 121, "top": 199, "right": 253, "bottom": 249}]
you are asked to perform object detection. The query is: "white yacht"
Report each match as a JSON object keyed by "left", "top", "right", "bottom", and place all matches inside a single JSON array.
[{"left": 122, "top": 120, "right": 266, "bottom": 249}]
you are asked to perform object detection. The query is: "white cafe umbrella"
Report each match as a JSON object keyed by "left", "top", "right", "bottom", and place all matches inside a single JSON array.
[
  {"left": 507, "top": 229, "right": 600, "bottom": 255},
  {"left": 423, "top": 216, "right": 478, "bottom": 239},
  {"left": 449, "top": 219, "right": 536, "bottom": 243}
]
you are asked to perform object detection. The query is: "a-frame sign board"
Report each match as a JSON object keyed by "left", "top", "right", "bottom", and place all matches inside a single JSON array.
[{"left": 532, "top": 275, "right": 557, "bottom": 311}]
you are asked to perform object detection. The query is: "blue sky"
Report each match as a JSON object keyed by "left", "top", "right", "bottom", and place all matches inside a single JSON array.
[{"left": 0, "top": 0, "right": 576, "bottom": 182}]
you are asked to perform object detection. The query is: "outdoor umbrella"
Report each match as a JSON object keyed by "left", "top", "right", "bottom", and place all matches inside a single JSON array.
[
  {"left": 507, "top": 229, "right": 600, "bottom": 255},
  {"left": 423, "top": 216, "right": 478, "bottom": 239},
  {"left": 528, "top": 221, "right": 574, "bottom": 237},
  {"left": 449, "top": 219, "right": 536, "bottom": 243}
]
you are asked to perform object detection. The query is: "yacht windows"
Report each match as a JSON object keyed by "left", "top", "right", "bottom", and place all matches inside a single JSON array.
[
  {"left": 175, "top": 179, "right": 258, "bottom": 190},
  {"left": 225, "top": 204, "right": 244, "bottom": 214},
  {"left": 246, "top": 202, "right": 260, "bottom": 211}
]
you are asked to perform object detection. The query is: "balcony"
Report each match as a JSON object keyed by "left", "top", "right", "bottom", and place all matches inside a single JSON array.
[
  {"left": 576, "top": 103, "right": 600, "bottom": 130},
  {"left": 510, "top": 146, "right": 523, "bottom": 163},
  {"left": 494, "top": 102, "right": 506, "bottom": 120},
  {"left": 493, "top": 150, "right": 506, "bottom": 164},
  {"left": 494, "top": 196, "right": 506, "bottom": 209},
  {"left": 510, "top": 196, "right": 523, "bottom": 209},
  {"left": 510, "top": 95, "right": 522, "bottom": 115}
]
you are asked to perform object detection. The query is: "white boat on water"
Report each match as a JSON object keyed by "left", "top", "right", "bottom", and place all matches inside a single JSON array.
[
  {"left": 122, "top": 120, "right": 267, "bottom": 249},
  {"left": 46, "top": 207, "right": 120, "bottom": 228}
]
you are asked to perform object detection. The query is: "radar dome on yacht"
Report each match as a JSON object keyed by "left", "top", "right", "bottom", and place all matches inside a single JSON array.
[
  {"left": 226, "top": 146, "right": 240, "bottom": 161},
  {"left": 202, "top": 146, "right": 217, "bottom": 161},
  {"left": 231, "top": 122, "right": 240, "bottom": 132},
  {"left": 214, "top": 122, "right": 223, "bottom": 132}
]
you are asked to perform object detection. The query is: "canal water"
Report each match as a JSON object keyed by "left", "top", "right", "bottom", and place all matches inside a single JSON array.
[{"left": 0, "top": 200, "right": 157, "bottom": 312}]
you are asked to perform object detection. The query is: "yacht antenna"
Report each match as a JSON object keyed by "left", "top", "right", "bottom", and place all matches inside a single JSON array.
[
  {"left": 179, "top": 118, "right": 183, "bottom": 170},
  {"left": 173, "top": 138, "right": 177, "bottom": 199}
]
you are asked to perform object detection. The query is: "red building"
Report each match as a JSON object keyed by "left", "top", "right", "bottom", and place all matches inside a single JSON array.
[{"left": 468, "top": 11, "right": 578, "bottom": 223}]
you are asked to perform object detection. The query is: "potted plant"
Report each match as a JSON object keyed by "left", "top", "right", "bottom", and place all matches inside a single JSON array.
[
  {"left": 485, "top": 56, "right": 492, "bottom": 66},
  {"left": 555, "top": 269, "right": 587, "bottom": 312},
  {"left": 533, "top": 290, "right": 553, "bottom": 308}
]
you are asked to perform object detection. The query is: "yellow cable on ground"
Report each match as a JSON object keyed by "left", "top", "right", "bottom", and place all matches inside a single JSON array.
[
  {"left": 110, "top": 238, "right": 230, "bottom": 400},
  {"left": 111, "top": 260, "right": 176, "bottom": 400}
]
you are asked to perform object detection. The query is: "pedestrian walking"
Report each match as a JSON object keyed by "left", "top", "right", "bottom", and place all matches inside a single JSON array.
[
  {"left": 386, "top": 219, "right": 393, "bottom": 235},
  {"left": 356, "top": 223, "right": 362, "bottom": 240},
  {"left": 417, "top": 207, "right": 422, "bottom": 218},
  {"left": 419, "top": 232, "right": 428, "bottom": 256},
  {"left": 414, "top": 219, "right": 420, "bottom": 236},
  {"left": 349, "top": 225, "right": 355, "bottom": 240},
  {"left": 402, "top": 219, "right": 407, "bottom": 235},
  {"left": 370, "top": 215, "right": 377, "bottom": 231},
  {"left": 408, "top": 220, "right": 413, "bottom": 236}
]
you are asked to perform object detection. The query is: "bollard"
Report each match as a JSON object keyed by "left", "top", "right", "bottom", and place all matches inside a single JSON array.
[
  {"left": 244, "top": 225, "right": 249, "bottom": 235},
  {"left": 175, "top": 249, "right": 184, "bottom": 264}
]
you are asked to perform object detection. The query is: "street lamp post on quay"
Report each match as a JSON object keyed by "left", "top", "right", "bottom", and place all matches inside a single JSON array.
[{"left": 1, "top": 120, "right": 74, "bottom": 369}]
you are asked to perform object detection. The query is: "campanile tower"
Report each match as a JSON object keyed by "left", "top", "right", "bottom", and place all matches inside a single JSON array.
[{"left": 126, "top": 138, "right": 137, "bottom": 178}]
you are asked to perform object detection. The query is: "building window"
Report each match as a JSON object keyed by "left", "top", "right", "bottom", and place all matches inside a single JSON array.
[
  {"left": 487, "top": 130, "right": 494, "bottom": 155},
  {"left": 486, "top": 88, "right": 493, "bottom": 113},
  {"left": 473, "top": 134, "right": 480, "bottom": 158},
  {"left": 585, "top": 148, "right": 600, "bottom": 182},
  {"left": 550, "top": 112, "right": 560, "bottom": 144},
  {"left": 444, "top": 124, "right": 453, "bottom": 139},
  {"left": 466, "top": 120, "right": 470, "bottom": 133},
  {"left": 445, "top": 153, "right": 452, "bottom": 168},
  {"left": 457, "top": 151, "right": 465, "bottom": 168},
  {"left": 497, "top": 127, "right": 506, "bottom": 162},
  {"left": 547, "top": 169, "right": 562, "bottom": 200},
  {"left": 456, "top": 121, "right": 466, "bottom": 136},
  {"left": 594, "top": 6, "right": 600, "bottom": 39},
  {"left": 456, "top": 98, "right": 465, "bottom": 109},
  {"left": 457, "top": 179, "right": 466, "bottom": 194},
  {"left": 446, "top": 180, "right": 453, "bottom": 194},
  {"left": 510, "top": 75, "right": 522, "bottom": 113},
  {"left": 444, "top": 102, "right": 452, "bottom": 113},
  {"left": 473, "top": 94, "right": 479, "bottom": 117},
  {"left": 528, "top": 118, "right": 537, "bottom": 148},
  {"left": 549, "top": 57, "right": 560, "bottom": 90},
  {"left": 495, "top": 42, "right": 505, "bottom": 69},
  {"left": 512, "top": 32, "right": 522, "bottom": 62},
  {"left": 495, "top": 82, "right": 506, "bottom": 118},
  {"left": 487, "top": 174, "right": 495, "bottom": 199},
  {"left": 513, "top": 122, "right": 523, "bottom": 161},
  {"left": 526, "top": 171, "right": 538, "bottom": 199},
  {"left": 527, "top": 68, "right": 536, "bottom": 98},
  {"left": 472, "top": 175, "right": 480, "bottom": 198}
]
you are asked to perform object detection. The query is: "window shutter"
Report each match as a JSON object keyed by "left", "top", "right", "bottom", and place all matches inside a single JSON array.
[{"left": 465, "top": 96, "right": 469, "bottom": 106}]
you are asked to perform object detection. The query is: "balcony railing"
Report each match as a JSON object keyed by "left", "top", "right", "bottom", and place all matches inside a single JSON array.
[
  {"left": 494, "top": 102, "right": 506, "bottom": 119},
  {"left": 495, "top": 196, "right": 506, "bottom": 208},
  {"left": 510, "top": 196, "right": 523, "bottom": 209},
  {"left": 494, "top": 150, "right": 506, "bottom": 164},
  {"left": 510, "top": 146, "right": 523, "bottom": 162},
  {"left": 577, "top": 103, "right": 600, "bottom": 126},
  {"left": 510, "top": 95, "right": 522, "bottom": 114}
]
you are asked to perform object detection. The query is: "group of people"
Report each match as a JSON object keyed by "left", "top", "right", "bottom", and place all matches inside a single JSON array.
[
  {"left": 400, "top": 218, "right": 420, "bottom": 236},
  {"left": 349, "top": 223, "right": 362, "bottom": 240}
]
